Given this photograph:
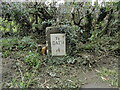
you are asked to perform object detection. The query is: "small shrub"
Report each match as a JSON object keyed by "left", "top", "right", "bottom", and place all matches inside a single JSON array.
[
  {"left": 24, "top": 51, "right": 41, "bottom": 69},
  {"left": 2, "top": 50, "right": 10, "bottom": 58}
]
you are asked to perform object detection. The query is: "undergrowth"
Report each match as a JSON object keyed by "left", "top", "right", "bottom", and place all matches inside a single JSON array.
[{"left": 97, "top": 67, "right": 118, "bottom": 87}]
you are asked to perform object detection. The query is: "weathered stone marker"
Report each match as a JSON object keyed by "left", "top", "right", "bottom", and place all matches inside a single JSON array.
[
  {"left": 50, "top": 34, "right": 66, "bottom": 56},
  {"left": 46, "top": 26, "right": 67, "bottom": 56}
]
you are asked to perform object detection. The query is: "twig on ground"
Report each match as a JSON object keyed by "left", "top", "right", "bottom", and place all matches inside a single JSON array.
[
  {"left": 40, "top": 79, "right": 50, "bottom": 87},
  {"left": 18, "top": 67, "right": 24, "bottom": 82}
]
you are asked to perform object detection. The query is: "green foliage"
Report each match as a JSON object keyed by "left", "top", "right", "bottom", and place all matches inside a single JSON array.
[
  {"left": 47, "top": 55, "right": 81, "bottom": 65},
  {"left": 9, "top": 72, "right": 37, "bottom": 88},
  {"left": 1, "top": 1, "right": 120, "bottom": 88},
  {"left": 1, "top": 37, "right": 19, "bottom": 52},
  {"left": 0, "top": 17, "right": 17, "bottom": 33},
  {"left": 1, "top": 36, "right": 37, "bottom": 51},
  {"left": 1, "top": 36, "right": 37, "bottom": 58},
  {"left": 24, "top": 51, "right": 41, "bottom": 69},
  {"left": 2, "top": 2, "right": 32, "bottom": 35},
  {"left": 97, "top": 67, "right": 118, "bottom": 87},
  {"left": 61, "top": 25, "right": 80, "bottom": 55},
  {"left": 2, "top": 50, "right": 11, "bottom": 58},
  {"left": 20, "top": 36, "right": 37, "bottom": 50},
  {"left": 1, "top": 2, "right": 57, "bottom": 35}
]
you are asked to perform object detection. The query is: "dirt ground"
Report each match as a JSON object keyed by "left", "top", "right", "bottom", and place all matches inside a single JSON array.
[{"left": 1, "top": 52, "right": 119, "bottom": 88}]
